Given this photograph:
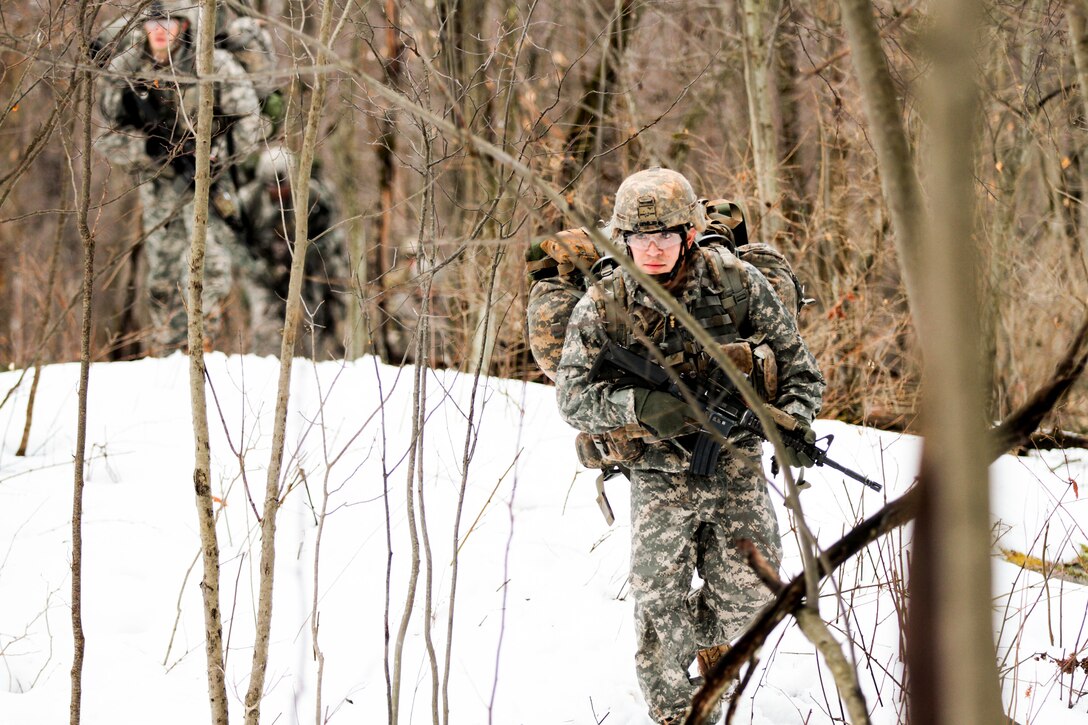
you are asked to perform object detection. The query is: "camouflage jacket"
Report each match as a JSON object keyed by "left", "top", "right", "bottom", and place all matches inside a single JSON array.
[
  {"left": 236, "top": 174, "right": 348, "bottom": 296},
  {"left": 555, "top": 249, "right": 825, "bottom": 472},
  {"left": 95, "top": 41, "right": 264, "bottom": 186}
]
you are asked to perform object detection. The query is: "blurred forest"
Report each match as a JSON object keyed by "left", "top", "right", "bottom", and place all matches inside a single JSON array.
[{"left": 1, "top": 0, "right": 1087, "bottom": 431}]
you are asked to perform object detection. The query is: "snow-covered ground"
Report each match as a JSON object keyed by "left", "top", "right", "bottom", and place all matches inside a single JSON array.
[{"left": 0, "top": 353, "right": 1084, "bottom": 724}]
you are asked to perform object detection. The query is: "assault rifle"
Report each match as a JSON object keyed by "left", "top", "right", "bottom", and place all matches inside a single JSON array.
[
  {"left": 119, "top": 82, "right": 244, "bottom": 230},
  {"left": 589, "top": 339, "right": 882, "bottom": 491}
]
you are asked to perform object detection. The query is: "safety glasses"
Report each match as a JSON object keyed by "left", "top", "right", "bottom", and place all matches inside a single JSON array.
[
  {"left": 144, "top": 18, "right": 183, "bottom": 33},
  {"left": 624, "top": 229, "right": 684, "bottom": 251}
]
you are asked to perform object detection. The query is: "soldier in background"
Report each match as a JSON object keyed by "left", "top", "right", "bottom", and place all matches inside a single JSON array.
[
  {"left": 95, "top": 0, "right": 267, "bottom": 353},
  {"left": 238, "top": 145, "right": 347, "bottom": 356}
]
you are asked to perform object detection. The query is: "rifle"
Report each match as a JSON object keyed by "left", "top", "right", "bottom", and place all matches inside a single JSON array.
[
  {"left": 589, "top": 339, "right": 882, "bottom": 491},
  {"left": 119, "top": 82, "right": 244, "bottom": 230}
]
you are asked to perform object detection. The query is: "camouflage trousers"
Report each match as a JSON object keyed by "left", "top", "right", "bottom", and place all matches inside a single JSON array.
[
  {"left": 142, "top": 181, "right": 279, "bottom": 353},
  {"left": 629, "top": 436, "right": 782, "bottom": 722},
  {"left": 142, "top": 182, "right": 235, "bottom": 352}
]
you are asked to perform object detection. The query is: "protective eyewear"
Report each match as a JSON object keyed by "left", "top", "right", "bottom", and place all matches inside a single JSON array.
[
  {"left": 624, "top": 229, "right": 684, "bottom": 251},
  {"left": 144, "top": 18, "right": 182, "bottom": 33}
]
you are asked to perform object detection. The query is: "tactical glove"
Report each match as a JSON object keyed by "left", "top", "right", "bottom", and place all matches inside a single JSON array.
[
  {"left": 120, "top": 86, "right": 155, "bottom": 130},
  {"left": 145, "top": 133, "right": 170, "bottom": 161},
  {"left": 170, "top": 150, "right": 197, "bottom": 183},
  {"left": 632, "top": 389, "right": 693, "bottom": 438},
  {"left": 780, "top": 418, "right": 817, "bottom": 468}
]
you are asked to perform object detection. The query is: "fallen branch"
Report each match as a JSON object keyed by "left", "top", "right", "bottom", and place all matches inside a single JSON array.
[
  {"left": 1014, "top": 428, "right": 1088, "bottom": 454},
  {"left": 687, "top": 317, "right": 1088, "bottom": 724}
]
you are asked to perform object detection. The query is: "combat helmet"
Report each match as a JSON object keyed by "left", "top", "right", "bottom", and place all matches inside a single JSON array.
[
  {"left": 145, "top": 0, "right": 194, "bottom": 26},
  {"left": 255, "top": 145, "right": 294, "bottom": 186},
  {"left": 610, "top": 167, "right": 708, "bottom": 237},
  {"left": 143, "top": 1, "right": 224, "bottom": 38}
]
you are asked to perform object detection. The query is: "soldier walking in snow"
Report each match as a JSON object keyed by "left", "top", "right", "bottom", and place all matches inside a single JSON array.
[
  {"left": 555, "top": 168, "right": 825, "bottom": 723},
  {"left": 95, "top": 0, "right": 267, "bottom": 352},
  {"left": 237, "top": 145, "right": 348, "bottom": 356}
]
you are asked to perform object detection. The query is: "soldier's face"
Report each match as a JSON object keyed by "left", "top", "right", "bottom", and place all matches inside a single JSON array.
[
  {"left": 145, "top": 18, "right": 185, "bottom": 54},
  {"left": 627, "top": 228, "right": 694, "bottom": 276},
  {"left": 267, "top": 182, "right": 292, "bottom": 205}
]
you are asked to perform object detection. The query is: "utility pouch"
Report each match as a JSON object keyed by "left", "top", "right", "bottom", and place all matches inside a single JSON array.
[
  {"left": 574, "top": 432, "right": 604, "bottom": 469},
  {"left": 574, "top": 428, "right": 645, "bottom": 469},
  {"left": 752, "top": 342, "right": 778, "bottom": 401},
  {"left": 718, "top": 341, "right": 754, "bottom": 375}
]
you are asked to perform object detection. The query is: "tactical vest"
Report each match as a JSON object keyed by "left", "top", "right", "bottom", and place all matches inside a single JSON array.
[{"left": 590, "top": 245, "right": 781, "bottom": 397}]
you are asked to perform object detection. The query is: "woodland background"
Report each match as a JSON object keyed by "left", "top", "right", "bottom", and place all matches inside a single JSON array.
[
  {"left": 2, "top": 2, "right": 1088, "bottom": 725},
  {"left": 2, "top": 0, "right": 1086, "bottom": 432}
]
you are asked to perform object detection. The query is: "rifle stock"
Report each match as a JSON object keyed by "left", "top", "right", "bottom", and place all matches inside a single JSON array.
[{"left": 590, "top": 339, "right": 882, "bottom": 491}]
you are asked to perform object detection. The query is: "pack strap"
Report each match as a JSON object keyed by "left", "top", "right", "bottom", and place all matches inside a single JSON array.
[
  {"left": 691, "top": 293, "right": 738, "bottom": 342},
  {"left": 588, "top": 258, "right": 629, "bottom": 345},
  {"left": 701, "top": 247, "right": 749, "bottom": 331}
]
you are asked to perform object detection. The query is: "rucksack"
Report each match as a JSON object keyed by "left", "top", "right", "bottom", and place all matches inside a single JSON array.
[{"left": 525, "top": 199, "right": 806, "bottom": 477}]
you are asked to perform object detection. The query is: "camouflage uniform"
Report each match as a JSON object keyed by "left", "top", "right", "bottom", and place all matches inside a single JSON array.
[
  {"left": 95, "top": 4, "right": 264, "bottom": 352},
  {"left": 555, "top": 170, "right": 824, "bottom": 723},
  {"left": 237, "top": 145, "right": 348, "bottom": 356}
]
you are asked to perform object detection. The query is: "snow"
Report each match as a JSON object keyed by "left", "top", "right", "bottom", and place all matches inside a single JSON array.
[{"left": 0, "top": 352, "right": 1085, "bottom": 724}]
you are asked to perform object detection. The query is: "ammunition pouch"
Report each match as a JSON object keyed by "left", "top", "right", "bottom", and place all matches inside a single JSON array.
[
  {"left": 574, "top": 427, "right": 645, "bottom": 469},
  {"left": 709, "top": 338, "right": 777, "bottom": 402}
]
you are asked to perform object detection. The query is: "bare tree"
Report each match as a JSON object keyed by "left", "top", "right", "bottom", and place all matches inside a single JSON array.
[
  {"left": 244, "top": 0, "right": 337, "bottom": 720},
  {"left": 69, "top": 3, "right": 100, "bottom": 721},
  {"left": 741, "top": 0, "right": 783, "bottom": 242},
  {"left": 839, "top": 0, "right": 1004, "bottom": 722},
  {"left": 188, "top": 0, "right": 231, "bottom": 721}
]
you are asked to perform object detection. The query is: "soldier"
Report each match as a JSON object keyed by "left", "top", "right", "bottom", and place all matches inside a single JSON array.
[
  {"left": 237, "top": 145, "right": 347, "bottom": 356},
  {"left": 555, "top": 168, "right": 825, "bottom": 724},
  {"left": 95, "top": 0, "right": 266, "bottom": 353}
]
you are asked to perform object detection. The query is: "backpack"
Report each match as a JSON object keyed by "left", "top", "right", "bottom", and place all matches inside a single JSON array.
[{"left": 525, "top": 200, "right": 805, "bottom": 474}]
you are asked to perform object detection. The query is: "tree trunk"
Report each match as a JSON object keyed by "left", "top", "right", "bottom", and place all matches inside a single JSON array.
[
  {"left": 911, "top": 0, "right": 1006, "bottom": 721},
  {"left": 741, "top": 0, "right": 782, "bottom": 242},
  {"left": 244, "top": 0, "right": 336, "bottom": 720},
  {"left": 839, "top": 0, "right": 1005, "bottom": 721},
  {"left": 837, "top": 0, "right": 926, "bottom": 312},
  {"left": 371, "top": 0, "right": 406, "bottom": 362},
  {"left": 1066, "top": 0, "right": 1088, "bottom": 258},
  {"left": 777, "top": 3, "right": 809, "bottom": 234},
  {"left": 334, "top": 29, "right": 371, "bottom": 359},
  {"left": 556, "top": 0, "right": 641, "bottom": 194},
  {"left": 188, "top": 2, "right": 230, "bottom": 722},
  {"left": 69, "top": 15, "right": 96, "bottom": 722}
]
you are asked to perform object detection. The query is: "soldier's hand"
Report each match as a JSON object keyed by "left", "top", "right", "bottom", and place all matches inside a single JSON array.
[
  {"left": 780, "top": 418, "right": 817, "bottom": 468},
  {"left": 170, "top": 151, "right": 196, "bottom": 182},
  {"left": 121, "top": 86, "right": 154, "bottom": 129},
  {"left": 632, "top": 389, "right": 693, "bottom": 438},
  {"left": 145, "top": 133, "right": 170, "bottom": 161}
]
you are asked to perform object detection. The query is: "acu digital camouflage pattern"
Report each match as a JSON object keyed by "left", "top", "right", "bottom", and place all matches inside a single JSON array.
[
  {"left": 96, "top": 18, "right": 265, "bottom": 351},
  {"left": 736, "top": 242, "right": 802, "bottom": 315},
  {"left": 630, "top": 438, "right": 780, "bottom": 721},
  {"left": 610, "top": 167, "right": 708, "bottom": 234},
  {"left": 555, "top": 239, "right": 824, "bottom": 723},
  {"left": 237, "top": 145, "right": 349, "bottom": 356}
]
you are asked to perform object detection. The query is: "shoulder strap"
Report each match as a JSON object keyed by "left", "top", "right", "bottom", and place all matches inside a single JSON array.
[
  {"left": 591, "top": 261, "right": 628, "bottom": 344},
  {"left": 701, "top": 246, "right": 749, "bottom": 329}
]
